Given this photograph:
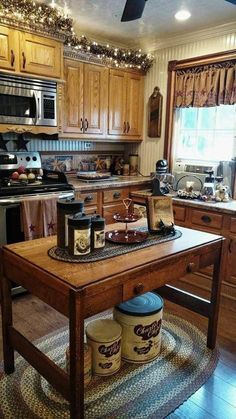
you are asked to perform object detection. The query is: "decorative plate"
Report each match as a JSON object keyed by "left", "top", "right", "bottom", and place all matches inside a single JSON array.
[{"left": 105, "top": 229, "right": 148, "bottom": 244}]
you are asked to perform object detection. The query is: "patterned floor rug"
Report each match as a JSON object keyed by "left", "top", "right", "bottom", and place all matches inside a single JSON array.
[{"left": 0, "top": 312, "right": 218, "bottom": 418}]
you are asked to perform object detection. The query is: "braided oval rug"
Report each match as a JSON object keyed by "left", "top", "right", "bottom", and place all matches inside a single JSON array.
[{"left": 0, "top": 311, "right": 218, "bottom": 419}]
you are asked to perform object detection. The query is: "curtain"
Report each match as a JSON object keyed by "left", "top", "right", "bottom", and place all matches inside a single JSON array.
[{"left": 174, "top": 61, "right": 236, "bottom": 108}]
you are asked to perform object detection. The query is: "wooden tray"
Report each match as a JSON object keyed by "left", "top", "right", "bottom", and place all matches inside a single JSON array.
[{"left": 105, "top": 229, "right": 148, "bottom": 244}]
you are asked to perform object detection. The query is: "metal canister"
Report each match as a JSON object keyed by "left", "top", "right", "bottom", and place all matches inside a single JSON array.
[
  {"left": 68, "top": 214, "right": 91, "bottom": 256},
  {"left": 86, "top": 319, "right": 122, "bottom": 376},
  {"left": 66, "top": 343, "right": 92, "bottom": 386},
  {"left": 57, "top": 199, "right": 84, "bottom": 248},
  {"left": 114, "top": 292, "right": 163, "bottom": 363},
  {"left": 91, "top": 215, "right": 105, "bottom": 250},
  {"left": 129, "top": 154, "right": 139, "bottom": 176}
]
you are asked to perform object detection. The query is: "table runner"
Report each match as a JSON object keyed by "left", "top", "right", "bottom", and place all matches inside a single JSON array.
[{"left": 48, "top": 227, "right": 182, "bottom": 263}]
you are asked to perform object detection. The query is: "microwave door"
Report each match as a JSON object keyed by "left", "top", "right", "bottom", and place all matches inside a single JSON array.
[
  {"left": 35, "top": 91, "right": 57, "bottom": 127},
  {"left": 0, "top": 86, "right": 37, "bottom": 125}
]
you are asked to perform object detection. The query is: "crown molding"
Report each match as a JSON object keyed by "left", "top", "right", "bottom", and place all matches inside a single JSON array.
[{"left": 146, "top": 22, "right": 236, "bottom": 52}]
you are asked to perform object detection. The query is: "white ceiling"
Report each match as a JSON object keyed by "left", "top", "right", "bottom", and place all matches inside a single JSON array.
[{"left": 43, "top": 0, "right": 236, "bottom": 49}]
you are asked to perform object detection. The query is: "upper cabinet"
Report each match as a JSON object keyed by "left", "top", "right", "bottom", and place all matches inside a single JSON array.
[
  {"left": 0, "top": 25, "right": 63, "bottom": 79},
  {"left": 108, "top": 69, "right": 144, "bottom": 140},
  {"left": 63, "top": 59, "right": 108, "bottom": 136}
]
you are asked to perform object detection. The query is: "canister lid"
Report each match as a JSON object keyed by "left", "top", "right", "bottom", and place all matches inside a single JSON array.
[
  {"left": 115, "top": 292, "right": 163, "bottom": 317},
  {"left": 86, "top": 319, "right": 122, "bottom": 342},
  {"left": 57, "top": 198, "right": 84, "bottom": 211},
  {"left": 91, "top": 214, "right": 105, "bottom": 228},
  {"left": 68, "top": 214, "right": 91, "bottom": 227}
]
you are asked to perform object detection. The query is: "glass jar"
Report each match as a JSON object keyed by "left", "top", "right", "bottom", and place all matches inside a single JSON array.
[
  {"left": 91, "top": 215, "right": 105, "bottom": 250},
  {"left": 57, "top": 199, "right": 84, "bottom": 249},
  {"left": 129, "top": 154, "right": 139, "bottom": 176},
  {"left": 68, "top": 214, "right": 91, "bottom": 256}
]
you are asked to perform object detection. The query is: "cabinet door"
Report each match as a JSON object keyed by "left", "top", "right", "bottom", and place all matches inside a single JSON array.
[
  {"left": 108, "top": 69, "right": 127, "bottom": 135},
  {"left": 64, "top": 60, "right": 84, "bottom": 133},
  {"left": 0, "top": 26, "right": 17, "bottom": 71},
  {"left": 19, "top": 32, "right": 62, "bottom": 78},
  {"left": 83, "top": 64, "right": 108, "bottom": 135},
  {"left": 126, "top": 73, "right": 144, "bottom": 136}
]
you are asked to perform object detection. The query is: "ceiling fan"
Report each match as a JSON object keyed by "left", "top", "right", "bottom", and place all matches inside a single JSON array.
[
  {"left": 224, "top": 0, "right": 236, "bottom": 4},
  {"left": 121, "top": 0, "right": 148, "bottom": 22}
]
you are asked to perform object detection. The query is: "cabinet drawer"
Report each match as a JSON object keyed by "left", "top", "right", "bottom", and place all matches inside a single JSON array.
[
  {"left": 79, "top": 192, "right": 98, "bottom": 206},
  {"left": 84, "top": 206, "right": 98, "bottom": 215},
  {"left": 230, "top": 217, "right": 236, "bottom": 234},
  {"left": 191, "top": 210, "right": 223, "bottom": 230},
  {"left": 173, "top": 206, "right": 186, "bottom": 222},
  {"left": 103, "top": 188, "right": 129, "bottom": 203}
]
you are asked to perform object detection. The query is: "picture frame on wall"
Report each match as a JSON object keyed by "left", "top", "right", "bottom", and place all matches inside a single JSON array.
[
  {"left": 146, "top": 196, "right": 174, "bottom": 233},
  {"left": 148, "top": 86, "right": 163, "bottom": 138}
]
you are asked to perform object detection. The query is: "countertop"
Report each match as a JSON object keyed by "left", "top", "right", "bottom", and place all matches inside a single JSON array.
[
  {"left": 130, "top": 189, "right": 236, "bottom": 215},
  {"left": 66, "top": 174, "right": 151, "bottom": 191}
]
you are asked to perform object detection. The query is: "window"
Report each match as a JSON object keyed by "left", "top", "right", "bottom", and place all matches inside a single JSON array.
[{"left": 173, "top": 105, "right": 236, "bottom": 163}]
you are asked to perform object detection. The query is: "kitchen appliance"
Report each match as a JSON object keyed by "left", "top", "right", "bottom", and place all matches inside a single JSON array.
[
  {"left": 0, "top": 151, "right": 74, "bottom": 296},
  {"left": 151, "top": 159, "right": 174, "bottom": 194},
  {"left": 202, "top": 171, "right": 215, "bottom": 199},
  {"left": 0, "top": 73, "right": 57, "bottom": 126}
]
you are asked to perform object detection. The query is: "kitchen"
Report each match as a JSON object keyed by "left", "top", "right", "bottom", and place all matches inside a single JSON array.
[{"left": 0, "top": 1, "right": 236, "bottom": 418}]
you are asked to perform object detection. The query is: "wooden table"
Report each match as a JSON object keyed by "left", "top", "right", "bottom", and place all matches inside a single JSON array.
[{"left": 0, "top": 222, "right": 226, "bottom": 419}]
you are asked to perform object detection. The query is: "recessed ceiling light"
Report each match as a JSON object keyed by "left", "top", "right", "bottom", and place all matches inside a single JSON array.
[{"left": 175, "top": 9, "right": 191, "bottom": 21}]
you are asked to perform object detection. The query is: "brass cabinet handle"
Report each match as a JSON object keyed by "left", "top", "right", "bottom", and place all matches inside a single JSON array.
[
  {"left": 113, "top": 192, "right": 121, "bottom": 199},
  {"left": 10, "top": 49, "right": 15, "bottom": 67},
  {"left": 133, "top": 283, "right": 144, "bottom": 295},
  {"left": 80, "top": 118, "right": 84, "bottom": 131},
  {"left": 84, "top": 195, "right": 93, "bottom": 202},
  {"left": 201, "top": 215, "right": 211, "bottom": 224},
  {"left": 22, "top": 52, "right": 26, "bottom": 69},
  {"left": 84, "top": 118, "right": 89, "bottom": 131},
  {"left": 187, "top": 262, "right": 195, "bottom": 273},
  {"left": 127, "top": 121, "right": 130, "bottom": 133},
  {"left": 123, "top": 121, "right": 126, "bottom": 133}
]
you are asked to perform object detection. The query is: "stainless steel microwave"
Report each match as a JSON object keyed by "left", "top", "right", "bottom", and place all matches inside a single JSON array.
[{"left": 0, "top": 73, "right": 57, "bottom": 126}]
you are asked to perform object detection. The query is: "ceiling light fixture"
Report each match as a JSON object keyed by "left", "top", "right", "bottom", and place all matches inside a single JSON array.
[{"left": 175, "top": 9, "right": 191, "bottom": 21}]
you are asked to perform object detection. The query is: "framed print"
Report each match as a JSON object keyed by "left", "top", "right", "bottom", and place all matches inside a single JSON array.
[
  {"left": 146, "top": 196, "right": 174, "bottom": 233},
  {"left": 148, "top": 86, "right": 163, "bottom": 138}
]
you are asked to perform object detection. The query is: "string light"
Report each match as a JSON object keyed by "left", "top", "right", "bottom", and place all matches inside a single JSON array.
[{"left": 0, "top": 0, "right": 154, "bottom": 72}]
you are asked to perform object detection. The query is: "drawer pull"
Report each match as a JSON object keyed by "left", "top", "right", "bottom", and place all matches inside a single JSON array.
[
  {"left": 84, "top": 195, "right": 94, "bottom": 202},
  {"left": 133, "top": 283, "right": 144, "bottom": 295},
  {"left": 201, "top": 215, "right": 211, "bottom": 224},
  {"left": 187, "top": 262, "right": 195, "bottom": 273},
  {"left": 123, "top": 121, "right": 127, "bottom": 133},
  {"left": 10, "top": 49, "right": 15, "bottom": 67},
  {"left": 113, "top": 192, "right": 121, "bottom": 199},
  {"left": 22, "top": 51, "right": 26, "bottom": 69}
]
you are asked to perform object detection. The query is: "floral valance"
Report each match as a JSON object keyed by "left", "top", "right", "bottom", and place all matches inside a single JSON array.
[{"left": 174, "top": 61, "right": 236, "bottom": 108}]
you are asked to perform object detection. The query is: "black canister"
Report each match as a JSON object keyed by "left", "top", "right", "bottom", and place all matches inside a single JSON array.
[
  {"left": 91, "top": 215, "right": 105, "bottom": 250},
  {"left": 68, "top": 214, "right": 91, "bottom": 256},
  {"left": 57, "top": 199, "right": 84, "bottom": 248}
]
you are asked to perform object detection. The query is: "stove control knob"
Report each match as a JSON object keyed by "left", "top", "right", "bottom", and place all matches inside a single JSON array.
[
  {"left": 26, "top": 156, "right": 31, "bottom": 162},
  {"left": 32, "top": 156, "right": 37, "bottom": 161}
]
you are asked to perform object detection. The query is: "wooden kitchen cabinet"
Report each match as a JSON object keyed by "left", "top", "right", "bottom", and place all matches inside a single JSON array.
[
  {"left": 63, "top": 59, "right": 108, "bottom": 136},
  {"left": 108, "top": 69, "right": 144, "bottom": 140},
  {"left": 0, "top": 25, "right": 63, "bottom": 78}
]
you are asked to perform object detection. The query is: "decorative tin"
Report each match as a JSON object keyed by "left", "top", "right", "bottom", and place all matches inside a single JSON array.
[
  {"left": 57, "top": 199, "right": 84, "bottom": 248},
  {"left": 66, "top": 343, "right": 92, "bottom": 386},
  {"left": 68, "top": 214, "right": 91, "bottom": 256},
  {"left": 91, "top": 215, "right": 105, "bottom": 250},
  {"left": 86, "top": 319, "right": 122, "bottom": 376},
  {"left": 114, "top": 292, "right": 163, "bottom": 363}
]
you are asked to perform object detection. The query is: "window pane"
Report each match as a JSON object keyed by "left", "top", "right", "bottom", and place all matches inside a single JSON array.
[
  {"left": 181, "top": 108, "right": 197, "bottom": 129},
  {"left": 214, "top": 132, "right": 235, "bottom": 161},
  {"left": 198, "top": 107, "right": 216, "bottom": 130},
  {"left": 215, "top": 105, "right": 236, "bottom": 130}
]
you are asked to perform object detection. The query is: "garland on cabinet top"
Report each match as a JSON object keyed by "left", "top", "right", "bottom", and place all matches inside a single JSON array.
[{"left": 0, "top": 0, "right": 154, "bottom": 72}]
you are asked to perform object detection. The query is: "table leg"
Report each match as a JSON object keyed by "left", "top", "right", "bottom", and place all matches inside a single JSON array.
[
  {"left": 207, "top": 241, "right": 226, "bottom": 349},
  {"left": 69, "top": 289, "right": 85, "bottom": 419},
  {"left": 0, "top": 249, "right": 15, "bottom": 374}
]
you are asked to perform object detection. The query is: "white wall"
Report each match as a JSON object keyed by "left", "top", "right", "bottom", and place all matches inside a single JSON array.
[{"left": 129, "top": 28, "right": 236, "bottom": 176}]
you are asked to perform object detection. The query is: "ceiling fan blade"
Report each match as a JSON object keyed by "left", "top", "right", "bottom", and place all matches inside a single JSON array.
[
  {"left": 224, "top": 0, "right": 236, "bottom": 4},
  {"left": 121, "top": 0, "right": 148, "bottom": 22}
]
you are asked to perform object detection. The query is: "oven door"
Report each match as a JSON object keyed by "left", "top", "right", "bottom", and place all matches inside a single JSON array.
[{"left": 0, "top": 85, "right": 37, "bottom": 125}]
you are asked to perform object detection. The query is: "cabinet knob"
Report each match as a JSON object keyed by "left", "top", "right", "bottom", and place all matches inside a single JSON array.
[
  {"left": 187, "top": 262, "right": 195, "bottom": 273},
  {"left": 113, "top": 192, "right": 121, "bottom": 199},
  {"left": 84, "top": 195, "right": 93, "bottom": 202},
  {"left": 201, "top": 215, "right": 211, "bottom": 224},
  {"left": 10, "top": 50, "right": 15, "bottom": 67},
  {"left": 22, "top": 52, "right": 26, "bottom": 69},
  {"left": 133, "top": 283, "right": 144, "bottom": 295}
]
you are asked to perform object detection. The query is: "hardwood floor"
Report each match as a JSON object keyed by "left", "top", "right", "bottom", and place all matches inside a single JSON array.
[{"left": 0, "top": 293, "right": 236, "bottom": 418}]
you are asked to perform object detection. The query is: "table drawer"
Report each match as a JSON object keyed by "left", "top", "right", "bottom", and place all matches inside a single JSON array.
[
  {"left": 123, "top": 254, "right": 200, "bottom": 301},
  {"left": 79, "top": 192, "right": 98, "bottom": 206},
  {"left": 230, "top": 217, "right": 236, "bottom": 234},
  {"left": 173, "top": 206, "right": 186, "bottom": 222},
  {"left": 191, "top": 210, "right": 223, "bottom": 230},
  {"left": 84, "top": 206, "right": 98, "bottom": 216},
  {"left": 103, "top": 188, "right": 129, "bottom": 203}
]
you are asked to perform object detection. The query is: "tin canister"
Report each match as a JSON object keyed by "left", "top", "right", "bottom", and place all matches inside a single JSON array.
[
  {"left": 114, "top": 292, "right": 163, "bottom": 363},
  {"left": 86, "top": 319, "right": 122, "bottom": 376},
  {"left": 66, "top": 343, "right": 92, "bottom": 386},
  {"left": 57, "top": 199, "right": 84, "bottom": 248}
]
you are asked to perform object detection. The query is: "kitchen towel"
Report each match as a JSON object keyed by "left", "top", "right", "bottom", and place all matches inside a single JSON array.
[{"left": 41, "top": 196, "right": 57, "bottom": 237}]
